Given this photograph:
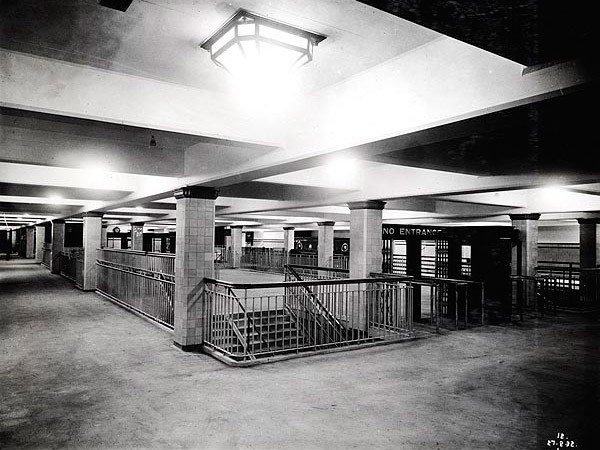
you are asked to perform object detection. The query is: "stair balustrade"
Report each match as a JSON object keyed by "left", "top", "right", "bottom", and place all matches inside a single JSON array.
[{"left": 202, "top": 271, "right": 414, "bottom": 364}]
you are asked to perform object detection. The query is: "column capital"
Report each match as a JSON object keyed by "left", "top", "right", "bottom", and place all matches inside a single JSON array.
[
  {"left": 347, "top": 200, "right": 386, "bottom": 211},
  {"left": 577, "top": 218, "right": 600, "bottom": 225},
  {"left": 509, "top": 213, "right": 541, "bottom": 221},
  {"left": 317, "top": 221, "right": 335, "bottom": 227},
  {"left": 51, "top": 219, "right": 65, "bottom": 225},
  {"left": 102, "top": 224, "right": 108, "bottom": 228},
  {"left": 283, "top": 226, "right": 295, "bottom": 231},
  {"left": 174, "top": 186, "right": 219, "bottom": 200},
  {"left": 82, "top": 211, "right": 104, "bottom": 218}
]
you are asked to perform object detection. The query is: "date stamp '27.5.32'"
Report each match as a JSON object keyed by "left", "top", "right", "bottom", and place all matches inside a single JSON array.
[{"left": 546, "top": 432, "right": 577, "bottom": 449}]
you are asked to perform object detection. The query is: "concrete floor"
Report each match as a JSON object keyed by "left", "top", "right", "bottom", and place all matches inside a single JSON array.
[{"left": 1, "top": 259, "right": 599, "bottom": 449}]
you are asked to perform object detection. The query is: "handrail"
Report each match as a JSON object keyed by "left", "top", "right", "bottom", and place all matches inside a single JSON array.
[
  {"left": 287, "top": 264, "right": 349, "bottom": 274},
  {"left": 97, "top": 248, "right": 175, "bottom": 258},
  {"left": 96, "top": 259, "right": 175, "bottom": 284},
  {"left": 202, "top": 275, "right": 410, "bottom": 290},
  {"left": 285, "top": 265, "right": 345, "bottom": 343},
  {"left": 371, "top": 272, "right": 480, "bottom": 285},
  {"left": 511, "top": 275, "right": 545, "bottom": 281}
]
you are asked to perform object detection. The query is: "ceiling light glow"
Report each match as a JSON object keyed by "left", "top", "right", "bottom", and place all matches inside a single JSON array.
[{"left": 201, "top": 9, "right": 326, "bottom": 85}]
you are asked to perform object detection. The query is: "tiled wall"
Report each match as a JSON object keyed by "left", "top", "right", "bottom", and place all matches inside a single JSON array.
[{"left": 537, "top": 244, "right": 579, "bottom": 264}]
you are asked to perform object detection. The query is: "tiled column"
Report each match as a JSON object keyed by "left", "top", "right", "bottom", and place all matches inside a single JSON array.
[
  {"left": 131, "top": 222, "right": 144, "bottom": 251},
  {"left": 510, "top": 213, "right": 541, "bottom": 306},
  {"left": 317, "top": 221, "right": 335, "bottom": 267},
  {"left": 51, "top": 219, "right": 65, "bottom": 274},
  {"left": 578, "top": 218, "right": 600, "bottom": 302},
  {"left": 231, "top": 225, "right": 243, "bottom": 268},
  {"left": 11, "top": 229, "right": 17, "bottom": 253},
  {"left": 348, "top": 201, "right": 385, "bottom": 278},
  {"left": 510, "top": 214, "right": 541, "bottom": 277},
  {"left": 82, "top": 212, "right": 103, "bottom": 291},
  {"left": 283, "top": 226, "right": 295, "bottom": 264},
  {"left": 224, "top": 229, "right": 232, "bottom": 262},
  {"left": 348, "top": 201, "right": 385, "bottom": 331},
  {"left": 578, "top": 219, "right": 599, "bottom": 269},
  {"left": 101, "top": 224, "right": 107, "bottom": 248},
  {"left": 283, "top": 226, "right": 295, "bottom": 252},
  {"left": 173, "top": 186, "right": 218, "bottom": 351},
  {"left": 35, "top": 225, "right": 45, "bottom": 263},
  {"left": 25, "top": 227, "right": 35, "bottom": 258}
]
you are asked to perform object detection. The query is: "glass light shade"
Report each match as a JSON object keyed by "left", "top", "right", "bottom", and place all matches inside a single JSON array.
[{"left": 201, "top": 10, "right": 326, "bottom": 78}]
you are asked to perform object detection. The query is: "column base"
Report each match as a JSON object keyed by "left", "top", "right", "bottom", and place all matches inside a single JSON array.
[{"left": 173, "top": 342, "right": 203, "bottom": 352}]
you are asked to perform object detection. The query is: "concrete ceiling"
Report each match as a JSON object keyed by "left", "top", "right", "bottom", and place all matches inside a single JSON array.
[
  {"left": 358, "top": 0, "right": 597, "bottom": 68},
  {"left": 0, "top": 0, "right": 598, "bottom": 233}
]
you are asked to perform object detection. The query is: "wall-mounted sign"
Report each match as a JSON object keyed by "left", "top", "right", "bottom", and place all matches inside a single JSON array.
[
  {"left": 382, "top": 224, "right": 515, "bottom": 241},
  {"left": 382, "top": 225, "right": 445, "bottom": 240},
  {"left": 113, "top": 226, "right": 121, "bottom": 233}
]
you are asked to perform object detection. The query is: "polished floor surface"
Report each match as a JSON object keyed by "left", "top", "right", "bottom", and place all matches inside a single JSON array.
[{"left": 1, "top": 259, "right": 599, "bottom": 449}]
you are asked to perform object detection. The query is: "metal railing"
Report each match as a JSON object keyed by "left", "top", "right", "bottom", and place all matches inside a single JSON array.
[
  {"left": 511, "top": 275, "right": 558, "bottom": 319},
  {"left": 332, "top": 255, "right": 349, "bottom": 270},
  {"left": 96, "top": 249, "right": 175, "bottom": 328},
  {"left": 285, "top": 264, "right": 349, "bottom": 281},
  {"left": 202, "top": 272, "right": 414, "bottom": 363},
  {"left": 288, "top": 252, "right": 319, "bottom": 267},
  {"left": 240, "top": 247, "right": 288, "bottom": 273},
  {"left": 59, "top": 249, "right": 84, "bottom": 287},
  {"left": 580, "top": 268, "right": 600, "bottom": 304},
  {"left": 372, "top": 273, "right": 485, "bottom": 332},
  {"left": 536, "top": 262, "right": 580, "bottom": 290},
  {"left": 513, "top": 266, "right": 600, "bottom": 312},
  {"left": 231, "top": 248, "right": 349, "bottom": 273}
]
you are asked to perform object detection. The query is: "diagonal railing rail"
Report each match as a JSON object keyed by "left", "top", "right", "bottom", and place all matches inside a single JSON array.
[{"left": 284, "top": 264, "right": 347, "bottom": 344}]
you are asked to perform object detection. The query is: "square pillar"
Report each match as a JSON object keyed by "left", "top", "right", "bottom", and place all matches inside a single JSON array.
[
  {"left": 131, "top": 222, "right": 144, "bottom": 251},
  {"left": 82, "top": 212, "right": 103, "bottom": 291},
  {"left": 283, "top": 226, "right": 295, "bottom": 253},
  {"left": 224, "top": 229, "right": 232, "bottom": 262},
  {"left": 578, "top": 219, "right": 599, "bottom": 269},
  {"left": 283, "top": 226, "right": 295, "bottom": 264},
  {"left": 510, "top": 214, "right": 541, "bottom": 277},
  {"left": 231, "top": 226, "right": 243, "bottom": 268},
  {"left": 173, "top": 186, "right": 219, "bottom": 351},
  {"left": 317, "top": 222, "right": 335, "bottom": 267},
  {"left": 101, "top": 224, "right": 108, "bottom": 249},
  {"left": 11, "top": 229, "right": 17, "bottom": 252},
  {"left": 348, "top": 201, "right": 385, "bottom": 278},
  {"left": 51, "top": 220, "right": 65, "bottom": 274},
  {"left": 348, "top": 201, "right": 385, "bottom": 332},
  {"left": 578, "top": 218, "right": 600, "bottom": 303},
  {"left": 35, "top": 225, "right": 45, "bottom": 263},
  {"left": 510, "top": 213, "right": 540, "bottom": 307},
  {"left": 25, "top": 227, "right": 35, "bottom": 259}
]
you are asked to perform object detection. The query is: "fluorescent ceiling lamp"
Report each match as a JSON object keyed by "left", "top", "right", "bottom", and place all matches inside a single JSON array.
[{"left": 201, "top": 9, "right": 326, "bottom": 79}]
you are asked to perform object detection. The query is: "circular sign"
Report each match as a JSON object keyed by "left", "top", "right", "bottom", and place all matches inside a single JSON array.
[
  {"left": 113, "top": 226, "right": 121, "bottom": 233},
  {"left": 341, "top": 242, "right": 349, "bottom": 253}
]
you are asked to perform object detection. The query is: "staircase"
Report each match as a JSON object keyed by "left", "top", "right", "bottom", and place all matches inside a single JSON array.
[{"left": 211, "top": 308, "right": 309, "bottom": 359}]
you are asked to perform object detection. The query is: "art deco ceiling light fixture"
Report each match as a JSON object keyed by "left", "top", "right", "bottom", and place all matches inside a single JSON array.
[{"left": 201, "top": 9, "right": 326, "bottom": 79}]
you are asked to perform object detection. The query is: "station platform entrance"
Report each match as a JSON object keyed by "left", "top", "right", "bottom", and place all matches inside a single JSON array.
[{"left": 382, "top": 225, "right": 516, "bottom": 324}]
